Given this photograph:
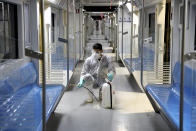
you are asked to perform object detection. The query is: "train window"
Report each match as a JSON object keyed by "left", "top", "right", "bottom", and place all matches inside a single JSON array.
[
  {"left": 51, "top": 13, "right": 55, "bottom": 43},
  {"left": 149, "top": 13, "right": 155, "bottom": 29},
  {"left": 24, "top": 3, "right": 31, "bottom": 47},
  {"left": 149, "top": 13, "right": 155, "bottom": 43},
  {"left": 179, "top": 5, "right": 183, "bottom": 25},
  {"left": 186, "top": 1, "right": 190, "bottom": 29},
  {"left": 0, "top": 2, "right": 18, "bottom": 62}
]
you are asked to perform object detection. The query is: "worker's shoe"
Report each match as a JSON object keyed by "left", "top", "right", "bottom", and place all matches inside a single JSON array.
[{"left": 85, "top": 98, "right": 93, "bottom": 103}]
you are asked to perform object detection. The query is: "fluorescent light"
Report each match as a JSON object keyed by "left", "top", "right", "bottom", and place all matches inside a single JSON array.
[{"left": 126, "top": 3, "right": 132, "bottom": 12}]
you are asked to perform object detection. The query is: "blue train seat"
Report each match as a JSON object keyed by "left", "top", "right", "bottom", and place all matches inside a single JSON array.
[
  {"left": 146, "top": 62, "right": 196, "bottom": 130},
  {"left": 123, "top": 47, "right": 155, "bottom": 71},
  {"left": 124, "top": 58, "right": 132, "bottom": 71},
  {"left": 51, "top": 45, "right": 75, "bottom": 71},
  {"left": 0, "top": 62, "right": 63, "bottom": 131},
  {"left": 51, "top": 57, "right": 75, "bottom": 71}
]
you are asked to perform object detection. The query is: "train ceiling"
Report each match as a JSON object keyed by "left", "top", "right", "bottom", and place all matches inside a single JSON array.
[
  {"left": 46, "top": 0, "right": 143, "bottom": 11},
  {"left": 82, "top": 0, "right": 121, "bottom": 6}
]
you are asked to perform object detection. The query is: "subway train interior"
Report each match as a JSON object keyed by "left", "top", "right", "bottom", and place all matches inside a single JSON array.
[{"left": 0, "top": 0, "right": 196, "bottom": 131}]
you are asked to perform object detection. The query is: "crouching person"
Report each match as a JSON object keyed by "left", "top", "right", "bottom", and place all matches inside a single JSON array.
[{"left": 77, "top": 43, "right": 116, "bottom": 103}]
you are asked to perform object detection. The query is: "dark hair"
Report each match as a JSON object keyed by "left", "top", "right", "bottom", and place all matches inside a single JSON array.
[{"left": 93, "top": 43, "right": 102, "bottom": 50}]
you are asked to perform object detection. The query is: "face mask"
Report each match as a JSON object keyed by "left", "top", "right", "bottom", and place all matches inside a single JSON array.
[{"left": 92, "top": 50, "right": 102, "bottom": 59}]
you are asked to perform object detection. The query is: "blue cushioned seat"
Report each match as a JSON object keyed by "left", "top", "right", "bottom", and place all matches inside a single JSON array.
[
  {"left": 51, "top": 45, "right": 75, "bottom": 71},
  {"left": 0, "top": 62, "right": 63, "bottom": 131},
  {"left": 146, "top": 62, "right": 196, "bottom": 130},
  {"left": 124, "top": 58, "right": 132, "bottom": 71},
  {"left": 51, "top": 55, "right": 75, "bottom": 71},
  {"left": 123, "top": 47, "right": 155, "bottom": 71}
]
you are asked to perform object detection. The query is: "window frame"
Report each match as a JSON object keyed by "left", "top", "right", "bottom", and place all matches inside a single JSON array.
[
  {"left": 0, "top": 1, "right": 19, "bottom": 62},
  {"left": 23, "top": 1, "right": 31, "bottom": 47}
]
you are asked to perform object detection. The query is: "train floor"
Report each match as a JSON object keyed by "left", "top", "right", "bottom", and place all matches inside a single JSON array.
[{"left": 46, "top": 60, "right": 172, "bottom": 131}]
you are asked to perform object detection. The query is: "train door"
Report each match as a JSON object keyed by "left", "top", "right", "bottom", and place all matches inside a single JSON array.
[{"left": 0, "top": 2, "right": 18, "bottom": 62}]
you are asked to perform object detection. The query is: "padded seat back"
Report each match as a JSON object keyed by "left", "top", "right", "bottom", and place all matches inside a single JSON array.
[
  {"left": 172, "top": 62, "right": 196, "bottom": 102},
  {"left": 0, "top": 63, "right": 37, "bottom": 94},
  {"left": 183, "top": 63, "right": 196, "bottom": 102},
  {"left": 0, "top": 80, "right": 13, "bottom": 95},
  {"left": 172, "top": 62, "right": 181, "bottom": 85},
  {"left": 184, "top": 63, "right": 196, "bottom": 88},
  {"left": 139, "top": 47, "right": 154, "bottom": 61}
]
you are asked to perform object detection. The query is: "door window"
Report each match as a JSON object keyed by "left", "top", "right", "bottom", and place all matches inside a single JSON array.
[{"left": 0, "top": 2, "right": 18, "bottom": 62}]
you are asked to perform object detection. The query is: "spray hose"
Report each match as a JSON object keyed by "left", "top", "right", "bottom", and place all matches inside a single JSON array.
[
  {"left": 83, "top": 86, "right": 100, "bottom": 102},
  {"left": 80, "top": 78, "right": 112, "bottom": 102}
]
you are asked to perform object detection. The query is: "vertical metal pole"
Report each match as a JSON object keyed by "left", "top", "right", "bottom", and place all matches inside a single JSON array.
[
  {"left": 2, "top": 3, "right": 5, "bottom": 53},
  {"left": 40, "top": 0, "right": 46, "bottom": 131},
  {"left": 111, "top": 17, "right": 112, "bottom": 46},
  {"left": 79, "top": 0, "right": 81, "bottom": 59},
  {"left": 121, "top": 6, "right": 124, "bottom": 59},
  {"left": 140, "top": 0, "right": 144, "bottom": 86},
  {"left": 84, "top": 15, "right": 87, "bottom": 59},
  {"left": 67, "top": 0, "right": 70, "bottom": 85},
  {"left": 112, "top": 17, "right": 114, "bottom": 47},
  {"left": 180, "top": 0, "right": 186, "bottom": 130},
  {"left": 73, "top": 0, "right": 76, "bottom": 66},
  {"left": 7, "top": 4, "right": 10, "bottom": 53},
  {"left": 116, "top": 11, "right": 119, "bottom": 61},
  {"left": 130, "top": 0, "right": 133, "bottom": 71},
  {"left": 111, "top": 17, "right": 113, "bottom": 44},
  {"left": 81, "top": 7, "right": 84, "bottom": 59},
  {"left": 111, "top": 18, "right": 112, "bottom": 43},
  {"left": 109, "top": 18, "right": 110, "bottom": 42}
]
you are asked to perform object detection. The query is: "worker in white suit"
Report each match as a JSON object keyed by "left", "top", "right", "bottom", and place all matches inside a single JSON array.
[{"left": 77, "top": 43, "right": 116, "bottom": 103}]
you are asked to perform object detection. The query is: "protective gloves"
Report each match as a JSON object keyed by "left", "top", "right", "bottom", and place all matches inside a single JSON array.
[
  {"left": 107, "top": 72, "right": 114, "bottom": 81},
  {"left": 77, "top": 78, "right": 85, "bottom": 88}
]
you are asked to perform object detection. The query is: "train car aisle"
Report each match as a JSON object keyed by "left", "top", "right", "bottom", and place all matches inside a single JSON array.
[
  {"left": 46, "top": 27, "right": 171, "bottom": 131},
  {"left": 46, "top": 64, "right": 171, "bottom": 131},
  {"left": 46, "top": 61, "right": 171, "bottom": 131}
]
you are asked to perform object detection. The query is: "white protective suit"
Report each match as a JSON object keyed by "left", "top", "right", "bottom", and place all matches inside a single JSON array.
[{"left": 81, "top": 53, "right": 116, "bottom": 90}]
